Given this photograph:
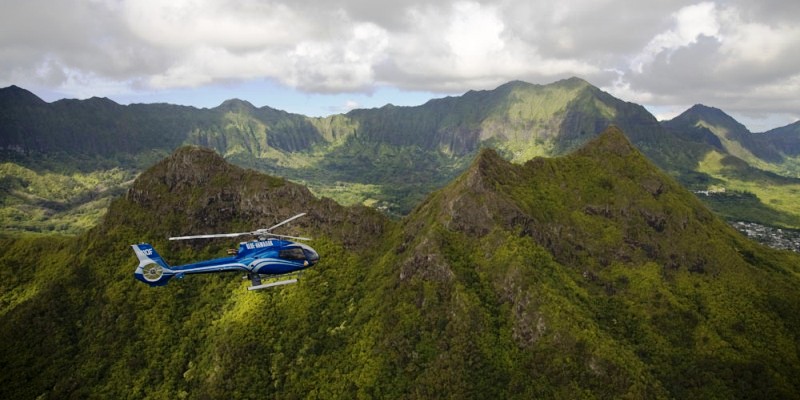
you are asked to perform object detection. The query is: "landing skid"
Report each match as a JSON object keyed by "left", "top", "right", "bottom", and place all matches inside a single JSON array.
[
  {"left": 248, "top": 278, "right": 298, "bottom": 291},
  {"left": 246, "top": 272, "right": 301, "bottom": 291}
]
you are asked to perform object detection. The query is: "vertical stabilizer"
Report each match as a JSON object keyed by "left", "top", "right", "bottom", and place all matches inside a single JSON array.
[{"left": 131, "top": 243, "right": 174, "bottom": 286}]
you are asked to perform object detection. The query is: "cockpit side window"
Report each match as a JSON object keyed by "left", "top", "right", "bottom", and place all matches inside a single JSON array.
[{"left": 279, "top": 248, "right": 306, "bottom": 260}]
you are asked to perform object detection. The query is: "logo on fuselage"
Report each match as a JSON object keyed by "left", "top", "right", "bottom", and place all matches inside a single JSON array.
[{"left": 245, "top": 240, "right": 274, "bottom": 250}]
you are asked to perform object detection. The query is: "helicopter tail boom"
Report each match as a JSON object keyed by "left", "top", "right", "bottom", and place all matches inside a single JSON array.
[{"left": 131, "top": 243, "right": 175, "bottom": 286}]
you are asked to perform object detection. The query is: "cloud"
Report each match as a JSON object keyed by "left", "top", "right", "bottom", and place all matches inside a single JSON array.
[
  {"left": 0, "top": 0, "right": 797, "bottom": 127},
  {"left": 630, "top": 2, "right": 721, "bottom": 73},
  {"left": 616, "top": 1, "right": 800, "bottom": 118}
]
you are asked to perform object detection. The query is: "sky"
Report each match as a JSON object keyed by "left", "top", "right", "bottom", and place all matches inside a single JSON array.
[{"left": 1, "top": 0, "right": 799, "bottom": 132}]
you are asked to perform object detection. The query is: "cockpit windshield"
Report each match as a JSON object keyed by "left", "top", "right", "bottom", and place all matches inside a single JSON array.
[
  {"left": 278, "top": 245, "right": 319, "bottom": 266},
  {"left": 303, "top": 248, "right": 319, "bottom": 265}
]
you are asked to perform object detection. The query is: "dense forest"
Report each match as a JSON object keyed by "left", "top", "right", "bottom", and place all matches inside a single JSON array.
[{"left": 2, "top": 128, "right": 799, "bottom": 399}]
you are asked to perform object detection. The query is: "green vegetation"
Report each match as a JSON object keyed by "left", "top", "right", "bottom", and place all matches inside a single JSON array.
[{"left": 3, "top": 131, "right": 799, "bottom": 399}]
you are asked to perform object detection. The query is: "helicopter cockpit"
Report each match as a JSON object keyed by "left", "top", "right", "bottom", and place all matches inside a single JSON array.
[{"left": 279, "top": 244, "right": 319, "bottom": 266}]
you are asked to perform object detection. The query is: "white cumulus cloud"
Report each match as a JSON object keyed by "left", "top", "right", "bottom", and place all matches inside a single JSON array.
[{"left": 0, "top": 0, "right": 797, "bottom": 129}]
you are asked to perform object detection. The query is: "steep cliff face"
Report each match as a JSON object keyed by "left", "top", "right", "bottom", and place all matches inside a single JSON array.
[{"left": 122, "top": 145, "right": 388, "bottom": 250}]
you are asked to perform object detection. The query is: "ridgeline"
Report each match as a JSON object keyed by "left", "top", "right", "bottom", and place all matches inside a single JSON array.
[{"left": 2, "top": 79, "right": 800, "bottom": 234}]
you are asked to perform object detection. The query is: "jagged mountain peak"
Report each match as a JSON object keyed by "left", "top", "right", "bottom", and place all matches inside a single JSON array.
[
  {"left": 124, "top": 145, "right": 307, "bottom": 236},
  {"left": 685, "top": 104, "right": 738, "bottom": 123},
  {"left": 151, "top": 145, "right": 234, "bottom": 183},
  {"left": 126, "top": 145, "right": 271, "bottom": 208},
  {"left": 492, "top": 76, "right": 592, "bottom": 94},
  {"left": 443, "top": 124, "right": 733, "bottom": 268},
  {"left": 466, "top": 147, "right": 509, "bottom": 180},
  {"left": 686, "top": 103, "right": 723, "bottom": 113},
  {"left": 121, "top": 145, "right": 387, "bottom": 249},
  {"left": 435, "top": 125, "right": 675, "bottom": 239},
  {"left": 553, "top": 75, "right": 592, "bottom": 87},
  {"left": 663, "top": 103, "right": 800, "bottom": 162}
]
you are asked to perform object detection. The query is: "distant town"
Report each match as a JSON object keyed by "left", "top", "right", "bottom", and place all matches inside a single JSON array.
[
  {"left": 690, "top": 188, "right": 800, "bottom": 253},
  {"left": 730, "top": 221, "right": 800, "bottom": 253}
]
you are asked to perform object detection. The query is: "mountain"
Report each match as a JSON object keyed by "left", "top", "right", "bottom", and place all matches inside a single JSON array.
[
  {"left": 662, "top": 105, "right": 800, "bottom": 228},
  {"left": 391, "top": 127, "right": 800, "bottom": 397},
  {"left": 2, "top": 128, "right": 799, "bottom": 399},
  {"left": 2, "top": 79, "right": 800, "bottom": 234},
  {"left": 663, "top": 104, "right": 800, "bottom": 172}
]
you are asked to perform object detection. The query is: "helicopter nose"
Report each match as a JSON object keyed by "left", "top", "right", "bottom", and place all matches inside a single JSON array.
[{"left": 304, "top": 248, "right": 320, "bottom": 266}]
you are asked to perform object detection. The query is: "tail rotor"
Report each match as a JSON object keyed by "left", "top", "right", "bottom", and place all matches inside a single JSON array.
[{"left": 131, "top": 243, "right": 174, "bottom": 286}]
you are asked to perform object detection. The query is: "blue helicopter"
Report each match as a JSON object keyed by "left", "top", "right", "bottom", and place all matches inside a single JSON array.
[{"left": 131, "top": 213, "right": 319, "bottom": 290}]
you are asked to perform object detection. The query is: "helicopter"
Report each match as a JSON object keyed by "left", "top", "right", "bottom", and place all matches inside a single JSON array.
[{"left": 131, "top": 213, "right": 319, "bottom": 290}]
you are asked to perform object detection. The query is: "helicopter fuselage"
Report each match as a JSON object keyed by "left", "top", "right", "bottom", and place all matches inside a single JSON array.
[{"left": 132, "top": 239, "right": 319, "bottom": 287}]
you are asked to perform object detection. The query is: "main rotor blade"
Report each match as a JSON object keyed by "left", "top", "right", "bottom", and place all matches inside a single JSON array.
[
  {"left": 169, "top": 232, "right": 250, "bottom": 240},
  {"left": 266, "top": 213, "right": 306, "bottom": 232},
  {"left": 266, "top": 233, "right": 312, "bottom": 241},
  {"left": 168, "top": 213, "right": 308, "bottom": 241}
]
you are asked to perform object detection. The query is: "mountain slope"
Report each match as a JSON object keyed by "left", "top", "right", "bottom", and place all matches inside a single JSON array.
[
  {"left": 0, "top": 146, "right": 391, "bottom": 399},
  {"left": 2, "top": 130, "right": 799, "bottom": 399},
  {"left": 388, "top": 126, "right": 800, "bottom": 397}
]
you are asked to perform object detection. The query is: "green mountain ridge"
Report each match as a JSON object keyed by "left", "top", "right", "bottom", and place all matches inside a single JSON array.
[
  {"left": 2, "top": 127, "right": 799, "bottom": 399},
  {"left": 2, "top": 79, "right": 800, "bottom": 233}
]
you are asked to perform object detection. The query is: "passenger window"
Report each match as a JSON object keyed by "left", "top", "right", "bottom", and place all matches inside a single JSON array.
[{"left": 279, "top": 248, "right": 306, "bottom": 260}]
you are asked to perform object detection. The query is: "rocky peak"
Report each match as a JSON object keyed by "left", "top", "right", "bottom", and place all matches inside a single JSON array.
[
  {"left": 156, "top": 146, "right": 234, "bottom": 189},
  {"left": 462, "top": 147, "right": 513, "bottom": 190},
  {"left": 121, "top": 145, "right": 388, "bottom": 249}
]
